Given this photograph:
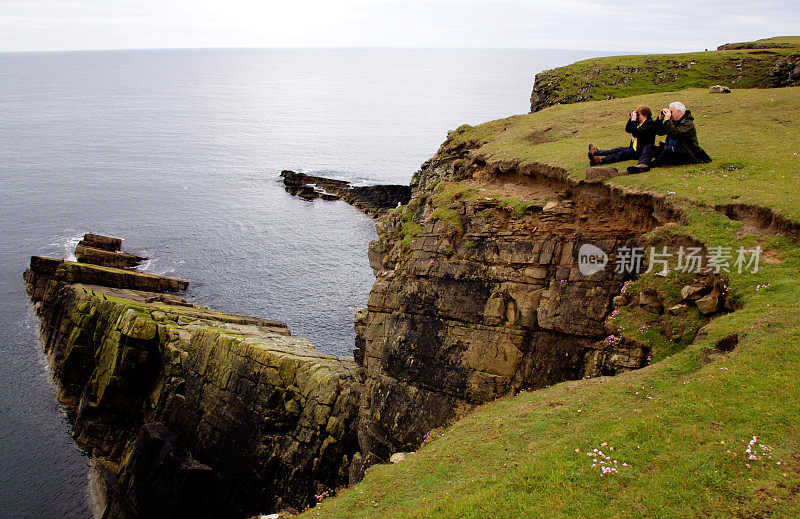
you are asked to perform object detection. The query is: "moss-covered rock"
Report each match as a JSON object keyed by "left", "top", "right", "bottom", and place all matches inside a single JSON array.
[{"left": 24, "top": 258, "right": 363, "bottom": 518}]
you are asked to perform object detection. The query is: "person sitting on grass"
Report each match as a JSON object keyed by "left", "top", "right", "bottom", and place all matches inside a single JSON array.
[
  {"left": 627, "top": 101, "right": 711, "bottom": 173},
  {"left": 588, "top": 106, "right": 655, "bottom": 166}
]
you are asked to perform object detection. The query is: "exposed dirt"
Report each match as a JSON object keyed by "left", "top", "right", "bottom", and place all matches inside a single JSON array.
[
  {"left": 715, "top": 203, "right": 800, "bottom": 241},
  {"left": 524, "top": 127, "right": 558, "bottom": 145}
]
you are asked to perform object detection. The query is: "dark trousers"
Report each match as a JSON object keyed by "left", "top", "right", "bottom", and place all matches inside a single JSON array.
[
  {"left": 637, "top": 143, "right": 691, "bottom": 166},
  {"left": 595, "top": 146, "right": 637, "bottom": 164}
]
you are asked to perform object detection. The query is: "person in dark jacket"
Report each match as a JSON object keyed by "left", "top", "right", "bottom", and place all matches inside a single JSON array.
[
  {"left": 627, "top": 101, "right": 711, "bottom": 173},
  {"left": 588, "top": 106, "right": 655, "bottom": 165}
]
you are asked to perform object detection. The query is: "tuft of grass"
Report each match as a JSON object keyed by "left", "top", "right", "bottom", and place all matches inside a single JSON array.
[
  {"left": 399, "top": 206, "right": 422, "bottom": 250},
  {"left": 500, "top": 197, "right": 542, "bottom": 218},
  {"left": 431, "top": 207, "right": 464, "bottom": 234}
]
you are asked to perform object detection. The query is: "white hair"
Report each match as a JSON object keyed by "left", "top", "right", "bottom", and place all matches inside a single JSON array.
[{"left": 669, "top": 101, "right": 686, "bottom": 113}]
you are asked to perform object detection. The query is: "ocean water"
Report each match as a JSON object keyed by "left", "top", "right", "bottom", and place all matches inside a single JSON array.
[{"left": 0, "top": 47, "right": 609, "bottom": 517}]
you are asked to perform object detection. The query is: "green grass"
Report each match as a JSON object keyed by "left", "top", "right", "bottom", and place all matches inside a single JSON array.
[
  {"left": 532, "top": 36, "right": 800, "bottom": 110},
  {"left": 399, "top": 205, "right": 422, "bottom": 250},
  {"left": 718, "top": 35, "right": 800, "bottom": 50},
  {"left": 452, "top": 86, "right": 800, "bottom": 222},
  {"left": 499, "top": 197, "right": 542, "bottom": 218}
]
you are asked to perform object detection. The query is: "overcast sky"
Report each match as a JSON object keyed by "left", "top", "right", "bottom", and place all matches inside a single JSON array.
[{"left": 0, "top": 0, "right": 798, "bottom": 53}]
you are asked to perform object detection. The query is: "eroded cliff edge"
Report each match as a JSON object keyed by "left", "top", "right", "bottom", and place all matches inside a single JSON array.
[{"left": 349, "top": 134, "right": 700, "bottom": 471}]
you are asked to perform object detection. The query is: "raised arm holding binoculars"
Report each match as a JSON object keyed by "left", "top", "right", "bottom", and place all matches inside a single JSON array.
[{"left": 626, "top": 101, "right": 712, "bottom": 173}]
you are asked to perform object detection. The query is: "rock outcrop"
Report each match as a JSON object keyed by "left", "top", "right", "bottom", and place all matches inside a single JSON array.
[
  {"left": 350, "top": 136, "right": 685, "bottom": 470},
  {"left": 281, "top": 170, "right": 411, "bottom": 217},
  {"left": 769, "top": 55, "right": 800, "bottom": 87},
  {"left": 25, "top": 247, "right": 363, "bottom": 518},
  {"left": 73, "top": 233, "right": 147, "bottom": 269}
]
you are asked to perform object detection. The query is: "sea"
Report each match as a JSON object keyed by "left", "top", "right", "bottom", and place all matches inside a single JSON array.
[{"left": 0, "top": 47, "right": 610, "bottom": 517}]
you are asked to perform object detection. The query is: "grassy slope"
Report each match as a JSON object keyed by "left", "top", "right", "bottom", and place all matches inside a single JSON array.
[
  {"left": 458, "top": 86, "right": 800, "bottom": 222},
  {"left": 531, "top": 36, "right": 800, "bottom": 108},
  {"left": 301, "top": 79, "right": 800, "bottom": 519},
  {"left": 719, "top": 36, "right": 800, "bottom": 49}
]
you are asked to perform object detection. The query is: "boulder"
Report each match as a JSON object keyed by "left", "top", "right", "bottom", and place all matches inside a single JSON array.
[
  {"left": 638, "top": 289, "right": 663, "bottom": 314},
  {"left": 667, "top": 303, "right": 689, "bottom": 315},
  {"left": 389, "top": 452, "right": 411, "bottom": 463},
  {"left": 681, "top": 284, "right": 709, "bottom": 301},
  {"left": 696, "top": 289, "right": 721, "bottom": 314}
]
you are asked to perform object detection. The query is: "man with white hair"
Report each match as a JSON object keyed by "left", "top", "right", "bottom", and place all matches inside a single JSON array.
[{"left": 627, "top": 101, "right": 711, "bottom": 173}]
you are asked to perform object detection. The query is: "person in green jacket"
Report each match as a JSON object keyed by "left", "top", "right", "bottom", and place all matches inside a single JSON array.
[{"left": 627, "top": 101, "right": 711, "bottom": 173}]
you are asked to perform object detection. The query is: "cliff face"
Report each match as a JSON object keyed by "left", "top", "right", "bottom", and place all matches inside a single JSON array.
[
  {"left": 26, "top": 145, "right": 715, "bottom": 514},
  {"left": 351, "top": 138, "right": 683, "bottom": 466},
  {"left": 26, "top": 258, "right": 362, "bottom": 518}
]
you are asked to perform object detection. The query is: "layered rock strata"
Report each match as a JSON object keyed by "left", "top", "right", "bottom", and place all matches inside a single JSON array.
[
  {"left": 351, "top": 136, "right": 685, "bottom": 469},
  {"left": 74, "top": 233, "right": 147, "bottom": 269},
  {"left": 25, "top": 256, "right": 362, "bottom": 518}
]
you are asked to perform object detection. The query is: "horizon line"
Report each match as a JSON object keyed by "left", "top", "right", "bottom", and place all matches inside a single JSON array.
[{"left": 0, "top": 45, "right": 655, "bottom": 56}]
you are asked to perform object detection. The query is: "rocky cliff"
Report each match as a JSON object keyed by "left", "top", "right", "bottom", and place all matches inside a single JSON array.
[
  {"left": 349, "top": 133, "right": 702, "bottom": 469},
  {"left": 25, "top": 253, "right": 362, "bottom": 518},
  {"left": 27, "top": 123, "right": 740, "bottom": 516}
]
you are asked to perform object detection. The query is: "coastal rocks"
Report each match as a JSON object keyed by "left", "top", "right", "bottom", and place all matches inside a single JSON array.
[
  {"left": 351, "top": 147, "right": 674, "bottom": 467},
  {"left": 280, "top": 170, "right": 411, "bottom": 217},
  {"left": 82, "top": 233, "right": 123, "bottom": 251},
  {"left": 24, "top": 256, "right": 188, "bottom": 296},
  {"left": 25, "top": 245, "right": 363, "bottom": 517},
  {"left": 75, "top": 244, "right": 145, "bottom": 269},
  {"left": 74, "top": 233, "right": 147, "bottom": 269},
  {"left": 96, "top": 423, "right": 216, "bottom": 519}
]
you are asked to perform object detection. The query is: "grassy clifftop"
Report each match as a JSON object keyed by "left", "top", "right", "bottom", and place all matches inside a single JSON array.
[
  {"left": 457, "top": 86, "right": 800, "bottom": 222},
  {"left": 299, "top": 47, "right": 800, "bottom": 517},
  {"left": 530, "top": 36, "right": 800, "bottom": 111}
]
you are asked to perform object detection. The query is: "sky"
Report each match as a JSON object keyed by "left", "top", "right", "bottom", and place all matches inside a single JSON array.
[{"left": 0, "top": 0, "right": 798, "bottom": 53}]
